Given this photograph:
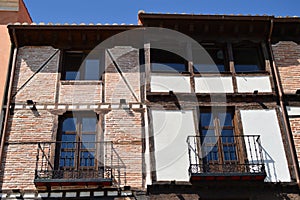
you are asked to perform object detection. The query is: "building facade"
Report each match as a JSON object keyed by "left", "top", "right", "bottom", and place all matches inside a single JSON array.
[
  {"left": 0, "top": 0, "right": 32, "bottom": 150},
  {"left": 0, "top": 12, "right": 300, "bottom": 199}
]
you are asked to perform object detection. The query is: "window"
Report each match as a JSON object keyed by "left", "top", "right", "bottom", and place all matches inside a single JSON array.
[
  {"left": 56, "top": 112, "right": 98, "bottom": 169},
  {"left": 233, "top": 44, "right": 264, "bottom": 73},
  {"left": 194, "top": 45, "right": 228, "bottom": 73},
  {"left": 199, "top": 108, "right": 237, "bottom": 172},
  {"left": 62, "top": 51, "right": 101, "bottom": 80},
  {"left": 150, "top": 49, "right": 188, "bottom": 73}
]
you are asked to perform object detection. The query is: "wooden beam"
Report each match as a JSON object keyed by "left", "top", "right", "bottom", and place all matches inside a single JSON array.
[
  {"left": 219, "top": 25, "right": 224, "bottom": 33},
  {"left": 249, "top": 25, "right": 254, "bottom": 33},
  {"left": 96, "top": 33, "right": 101, "bottom": 42},
  {"left": 234, "top": 25, "right": 239, "bottom": 33},
  {"left": 189, "top": 24, "right": 194, "bottom": 32},
  {"left": 68, "top": 31, "right": 72, "bottom": 42},
  {"left": 204, "top": 24, "right": 209, "bottom": 33},
  {"left": 174, "top": 24, "right": 179, "bottom": 31},
  {"left": 82, "top": 33, "right": 87, "bottom": 42}
]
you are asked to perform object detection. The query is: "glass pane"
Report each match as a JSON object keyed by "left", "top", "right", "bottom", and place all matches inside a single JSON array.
[
  {"left": 151, "top": 63, "right": 186, "bottom": 73},
  {"left": 200, "top": 113, "right": 213, "bottom": 127},
  {"left": 80, "top": 151, "right": 95, "bottom": 166},
  {"left": 65, "top": 71, "right": 80, "bottom": 80},
  {"left": 221, "top": 130, "right": 234, "bottom": 143},
  {"left": 234, "top": 64, "right": 260, "bottom": 72},
  {"left": 60, "top": 151, "right": 75, "bottom": 167},
  {"left": 82, "top": 117, "right": 97, "bottom": 132},
  {"left": 202, "top": 129, "right": 217, "bottom": 162},
  {"left": 63, "top": 53, "right": 82, "bottom": 80},
  {"left": 85, "top": 59, "right": 100, "bottom": 80},
  {"left": 81, "top": 134, "right": 96, "bottom": 149},
  {"left": 150, "top": 48, "right": 186, "bottom": 72},
  {"left": 194, "top": 47, "right": 226, "bottom": 73},
  {"left": 234, "top": 48, "right": 262, "bottom": 72},
  {"left": 203, "top": 145, "right": 218, "bottom": 162},
  {"left": 194, "top": 64, "right": 225, "bottom": 73},
  {"left": 62, "top": 117, "right": 77, "bottom": 132},
  {"left": 223, "top": 145, "right": 237, "bottom": 161},
  {"left": 201, "top": 129, "right": 216, "bottom": 140},
  {"left": 61, "top": 134, "right": 76, "bottom": 149},
  {"left": 218, "top": 112, "right": 233, "bottom": 127},
  {"left": 62, "top": 134, "right": 76, "bottom": 142}
]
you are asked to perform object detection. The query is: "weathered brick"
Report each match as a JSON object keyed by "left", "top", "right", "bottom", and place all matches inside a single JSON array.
[
  {"left": 272, "top": 41, "right": 300, "bottom": 94},
  {"left": 2, "top": 45, "right": 144, "bottom": 191}
]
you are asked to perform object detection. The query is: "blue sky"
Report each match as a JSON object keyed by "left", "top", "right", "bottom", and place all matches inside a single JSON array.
[{"left": 24, "top": 0, "right": 299, "bottom": 24}]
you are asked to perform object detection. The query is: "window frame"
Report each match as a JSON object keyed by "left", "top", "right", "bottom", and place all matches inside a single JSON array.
[
  {"left": 55, "top": 111, "right": 99, "bottom": 171},
  {"left": 150, "top": 48, "right": 189, "bottom": 74},
  {"left": 232, "top": 42, "right": 265, "bottom": 74},
  {"left": 199, "top": 107, "right": 242, "bottom": 170},
  {"left": 193, "top": 43, "right": 230, "bottom": 74},
  {"left": 61, "top": 50, "right": 102, "bottom": 81}
]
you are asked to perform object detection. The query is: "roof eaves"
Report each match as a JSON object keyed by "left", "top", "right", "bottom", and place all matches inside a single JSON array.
[
  {"left": 138, "top": 11, "right": 275, "bottom": 21},
  {"left": 7, "top": 22, "right": 141, "bottom": 30}
]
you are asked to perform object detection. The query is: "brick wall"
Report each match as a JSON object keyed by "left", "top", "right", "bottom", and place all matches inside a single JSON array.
[
  {"left": 1, "top": 110, "right": 57, "bottom": 190},
  {"left": 290, "top": 117, "right": 300, "bottom": 164},
  {"left": 1, "top": 46, "right": 59, "bottom": 190},
  {"left": 272, "top": 41, "right": 300, "bottom": 94},
  {"left": 272, "top": 41, "right": 300, "bottom": 167},
  {"left": 105, "top": 110, "right": 143, "bottom": 188},
  {"left": 1, "top": 45, "right": 145, "bottom": 191},
  {"left": 105, "top": 47, "right": 140, "bottom": 103},
  {"left": 59, "top": 81, "right": 102, "bottom": 104},
  {"left": 104, "top": 46, "right": 143, "bottom": 188},
  {"left": 12, "top": 46, "right": 59, "bottom": 103}
]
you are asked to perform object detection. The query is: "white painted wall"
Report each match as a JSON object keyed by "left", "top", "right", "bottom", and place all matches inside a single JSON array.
[
  {"left": 286, "top": 106, "right": 300, "bottom": 116},
  {"left": 144, "top": 109, "right": 152, "bottom": 186},
  {"left": 236, "top": 76, "right": 272, "bottom": 93},
  {"left": 151, "top": 110, "right": 196, "bottom": 181},
  {"left": 194, "top": 76, "right": 234, "bottom": 93},
  {"left": 150, "top": 75, "right": 191, "bottom": 93},
  {"left": 240, "top": 109, "right": 291, "bottom": 182}
]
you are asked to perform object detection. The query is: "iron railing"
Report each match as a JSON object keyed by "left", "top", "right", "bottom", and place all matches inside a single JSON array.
[
  {"left": 187, "top": 135, "right": 266, "bottom": 176},
  {"left": 35, "top": 141, "right": 127, "bottom": 188}
]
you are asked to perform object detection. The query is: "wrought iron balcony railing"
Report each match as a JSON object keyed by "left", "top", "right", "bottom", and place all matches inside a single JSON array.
[
  {"left": 34, "top": 141, "right": 126, "bottom": 188},
  {"left": 187, "top": 135, "right": 266, "bottom": 181}
]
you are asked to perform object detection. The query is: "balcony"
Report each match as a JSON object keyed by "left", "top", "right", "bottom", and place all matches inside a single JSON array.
[
  {"left": 187, "top": 135, "right": 266, "bottom": 182},
  {"left": 34, "top": 141, "right": 126, "bottom": 188}
]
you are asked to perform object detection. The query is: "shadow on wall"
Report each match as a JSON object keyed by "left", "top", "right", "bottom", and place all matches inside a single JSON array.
[
  {"left": 11, "top": 47, "right": 59, "bottom": 103},
  {"left": 261, "top": 146, "right": 277, "bottom": 182}
]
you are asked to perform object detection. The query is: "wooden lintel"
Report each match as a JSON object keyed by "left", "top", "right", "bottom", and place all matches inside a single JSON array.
[
  {"left": 204, "top": 24, "right": 209, "bottom": 33},
  {"left": 189, "top": 24, "right": 194, "bottom": 32},
  {"left": 249, "top": 25, "right": 254, "bottom": 33}
]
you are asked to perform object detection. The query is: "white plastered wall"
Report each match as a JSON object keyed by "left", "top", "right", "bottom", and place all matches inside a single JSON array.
[
  {"left": 150, "top": 75, "right": 191, "bottom": 93},
  {"left": 240, "top": 109, "right": 291, "bottom": 182},
  {"left": 286, "top": 106, "right": 300, "bottom": 116},
  {"left": 151, "top": 110, "right": 196, "bottom": 181},
  {"left": 236, "top": 76, "right": 272, "bottom": 93},
  {"left": 194, "top": 76, "right": 234, "bottom": 93}
]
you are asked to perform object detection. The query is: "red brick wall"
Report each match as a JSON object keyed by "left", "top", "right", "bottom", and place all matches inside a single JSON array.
[
  {"left": 272, "top": 41, "right": 300, "bottom": 94},
  {"left": 59, "top": 81, "right": 102, "bottom": 104},
  {"left": 2, "top": 110, "right": 57, "bottom": 190},
  {"left": 290, "top": 117, "right": 300, "bottom": 163},
  {"left": 105, "top": 47, "right": 140, "bottom": 103},
  {"left": 1, "top": 46, "right": 59, "bottom": 190},
  {"left": 272, "top": 41, "right": 300, "bottom": 167},
  {"left": 1, "top": 45, "right": 145, "bottom": 191},
  {"left": 104, "top": 47, "right": 144, "bottom": 188},
  {"left": 12, "top": 46, "right": 59, "bottom": 103},
  {"left": 105, "top": 110, "right": 143, "bottom": 188}
]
